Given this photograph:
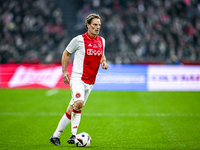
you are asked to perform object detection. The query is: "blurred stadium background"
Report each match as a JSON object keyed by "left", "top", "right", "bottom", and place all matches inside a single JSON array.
[{"left": 1, "top": 0, "right": 200, "bottom": 65}]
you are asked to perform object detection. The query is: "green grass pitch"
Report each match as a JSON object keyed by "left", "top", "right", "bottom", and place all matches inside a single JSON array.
[{"left": 0, "top": 89, "right": 200, "bottom": 150}]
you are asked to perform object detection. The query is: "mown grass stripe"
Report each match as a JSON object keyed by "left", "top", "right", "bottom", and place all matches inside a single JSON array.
[{"left": 0, "top": 112, "right": 199, "bottom": 117}]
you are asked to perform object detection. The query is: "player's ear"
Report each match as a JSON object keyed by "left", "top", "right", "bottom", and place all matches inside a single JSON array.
[{"left": 86, "top": 23, "right": 90, "bottom": 29}]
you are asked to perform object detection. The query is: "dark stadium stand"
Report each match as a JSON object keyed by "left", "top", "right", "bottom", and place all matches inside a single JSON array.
[{"left": 0, "top": 0, "right": 200, "bottom": 65}]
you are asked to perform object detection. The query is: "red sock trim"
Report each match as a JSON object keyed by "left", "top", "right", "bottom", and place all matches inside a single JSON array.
[
  {"left": 72, "top": 109, "right": 82, "bottom": 114},
  {"left": 65, "top": 112, "right": 71, "bottom": 119}
]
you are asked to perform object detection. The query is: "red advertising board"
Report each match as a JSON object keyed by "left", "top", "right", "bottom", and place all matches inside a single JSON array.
[{"left": 0, "top": 64, "right": 72, "bottom": 89}]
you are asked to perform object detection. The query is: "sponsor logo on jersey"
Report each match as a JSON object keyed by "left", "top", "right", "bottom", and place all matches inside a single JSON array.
[{"left": 87, "top": 49, "right": 103, "bottom": 56}]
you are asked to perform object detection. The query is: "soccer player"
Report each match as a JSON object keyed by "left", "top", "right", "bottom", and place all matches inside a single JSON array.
[{"left": 50, "top": 13, "right": 108, "bottom": 146}]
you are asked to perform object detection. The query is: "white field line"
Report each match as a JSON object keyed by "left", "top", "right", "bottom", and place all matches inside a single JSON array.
[
  {"left": 45, "top": 89, "right": 59, "bottom": 96},
  {"left": 0, "top": 112, "right": 199, "bottom": 117}
]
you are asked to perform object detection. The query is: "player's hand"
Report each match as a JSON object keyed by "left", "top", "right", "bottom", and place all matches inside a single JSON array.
[
  {"left": 63, "top": 71, "right": 70, "bottom": 85},
  {"left": 101, "top": 61, "right": 108, "bottom": 70}
]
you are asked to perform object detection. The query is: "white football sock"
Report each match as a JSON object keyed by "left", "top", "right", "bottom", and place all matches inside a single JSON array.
[
  {"left": 53, "top": 112, "right": 71, "bottom": 138},
  {"left": 71, "top": 109, "right": 82, "bottom": 135}
]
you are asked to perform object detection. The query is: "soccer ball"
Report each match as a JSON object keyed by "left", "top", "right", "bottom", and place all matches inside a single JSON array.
[{"left": 75, "top": 132, "right": 91, "bottom": 147}]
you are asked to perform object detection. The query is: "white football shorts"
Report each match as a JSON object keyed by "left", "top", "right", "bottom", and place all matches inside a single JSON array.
[{"left": 69, "top": 77, "right": 94, "bottom": 106}]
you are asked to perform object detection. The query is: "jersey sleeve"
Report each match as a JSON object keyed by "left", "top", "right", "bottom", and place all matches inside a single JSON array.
[{"left": 65, "top": 36, "right": 79, "bottom": 53}]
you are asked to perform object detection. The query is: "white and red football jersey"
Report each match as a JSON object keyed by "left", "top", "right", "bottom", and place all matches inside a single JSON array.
[{"left": 66, "top": 32, "right": 105, "bottom": 84}]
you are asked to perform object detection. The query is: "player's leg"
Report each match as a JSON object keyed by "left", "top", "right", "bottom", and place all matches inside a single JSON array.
[
  {"left": 67, "top": 78, "right": 85, "bottom": 144},
  {"left": 71, "top": 100, "right": 84, "bottom": 135},
  {"left": 68, "top": 83, "right": 94, "bottom": 144},
  {"left": 84, "top": 84, "right": 94, "bottom": 105},
  {"left": 50, "top": 105, "right": 73, "bottom": 146},
  {"left": 53, "top": 105, "right": 73, "bottom": 137},
  {"left": 67, "top": 100, "right": 84, "bottom": 144}
]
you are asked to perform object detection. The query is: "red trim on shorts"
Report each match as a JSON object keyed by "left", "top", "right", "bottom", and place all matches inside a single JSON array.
[
  {"left": 65, "top": 112, "right": 71, "bottom": 119},
  {"left": 72, "top": 109, "right": 82, "bottom": 114}
]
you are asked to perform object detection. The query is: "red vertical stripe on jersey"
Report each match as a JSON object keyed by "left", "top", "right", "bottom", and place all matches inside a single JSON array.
[{"left": 81, "top": 32, "right": 103, "bottom": 84}]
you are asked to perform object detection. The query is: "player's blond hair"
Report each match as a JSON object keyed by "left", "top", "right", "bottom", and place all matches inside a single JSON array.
[{"left": 85, "top": 13, "right": 101, "bottom": 29}]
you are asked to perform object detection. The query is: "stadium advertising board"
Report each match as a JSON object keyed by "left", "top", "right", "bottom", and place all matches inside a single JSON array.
[
  {"left": 147, "top": 65, "right": 200, "bottom": 91},
  {"left": 0, "top": 64, "right": 72, "bottom": 89},
  {"left": 0, "top": 64, "right": 200, "bottom": 91},
  {"left": 93, "top": 64, "right": 148, "bottom": 91}
]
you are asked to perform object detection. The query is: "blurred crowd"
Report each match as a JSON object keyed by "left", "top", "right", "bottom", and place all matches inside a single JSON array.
[
  {"left": 0, "top": 0, "right": 69, "bottom": 64},
  {"left": 75, "top": 0, "right": 200, "bottom": 64},
  {"left": 1, "top": 0, "right": 200, "bottom": 64}
]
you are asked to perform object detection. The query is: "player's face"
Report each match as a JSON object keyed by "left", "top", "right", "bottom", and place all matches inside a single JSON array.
[{"left": 87, "top": 18, "right": 101, "bottom": 37}]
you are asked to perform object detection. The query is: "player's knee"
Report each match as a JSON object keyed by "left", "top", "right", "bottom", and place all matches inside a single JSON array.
[
  {"left": 74, "top": 100, "right": 84, "bottom": 110},
  {"left": 66, "top": 105, "right": 73, "bottom": 116}
]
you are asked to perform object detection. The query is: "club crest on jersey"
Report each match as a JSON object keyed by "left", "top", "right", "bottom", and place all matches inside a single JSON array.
[
  {"left": 98, "top": 42, "right": 102, "bottom": 48},
  {"left": 76, "top": 93, "right": 81, "bottom": 98}
]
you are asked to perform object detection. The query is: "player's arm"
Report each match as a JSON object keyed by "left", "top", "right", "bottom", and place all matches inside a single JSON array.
[
  {"left": 61, "top": 49, "right": 71, "bottom": 85},
  {"left": 101, "top": 55, "right": 108, "bottom": 70}
]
